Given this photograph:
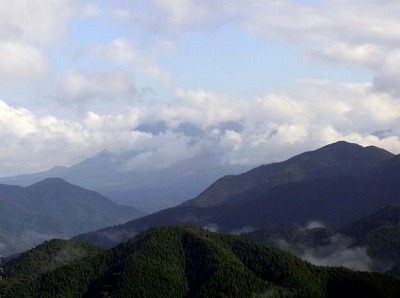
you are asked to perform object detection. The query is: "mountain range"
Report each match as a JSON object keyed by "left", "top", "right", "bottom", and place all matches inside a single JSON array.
[
  {"left": 0, "top": 151, "right": 248, "bottom": 212},
  {"left": 0, "top": 178, "right": 143, "bottom": 256},
  {"left": 73, "top": 141, "right": 400, "bottom": 247},
  {"left": 2, "top": 226, "right": 400, "bottom": 297},
  {"left": 2, "top": 140, "right": 400, "bottom": 296}
]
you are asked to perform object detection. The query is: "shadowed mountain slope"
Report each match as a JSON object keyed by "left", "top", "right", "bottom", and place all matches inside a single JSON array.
[
  {"left": 0, "top": 178, "right": 143, "bottom": 256},
  {"left": 183, "top": 141, "right": 394, "bottom": 208},
  {"left": 73, "top": 142, "right": 400, "bottom": 248}
]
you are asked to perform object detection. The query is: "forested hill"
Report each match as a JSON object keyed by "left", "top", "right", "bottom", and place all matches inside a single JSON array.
[
  {"left": 0, "top": 178, "right": 144, "bottom": 256},
  {"left": 2, "top": 227, "right": 400, "bottom": 297}
]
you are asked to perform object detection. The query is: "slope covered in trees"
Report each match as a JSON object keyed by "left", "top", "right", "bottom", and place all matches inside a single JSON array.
[{"left": 2, "top": 227, "right": 400, "bottom": 297}]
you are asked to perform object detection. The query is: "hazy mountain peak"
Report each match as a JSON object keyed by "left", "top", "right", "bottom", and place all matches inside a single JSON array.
[{"left": 30, "top": 177, "right": 70, "bottom": 186}]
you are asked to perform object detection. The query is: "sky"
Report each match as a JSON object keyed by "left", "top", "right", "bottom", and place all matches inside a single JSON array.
[{"left": 0, "top": 0, "right": 400, "bottom": 176}]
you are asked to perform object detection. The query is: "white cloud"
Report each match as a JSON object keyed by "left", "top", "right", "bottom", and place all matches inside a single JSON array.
[
  {"left": 113, "top": 1, "right": 400, "bottom": 96},
  {"left": 0, "top": 76, "right": 400, "bottom": 177},
  {"left": 92, "top": 38, "right": 171, "bottom": 85},
  {"left": 0, "top": 42, "right": 47, "bottom": 81},
  {"left": 0, "top": 99, "right": 88, "bottom": 175},
  {"left": 1, "top": 0, "right": 400, "bottom": 176},
  {"left": 0, "top": 0, "right": 75, "bottom": 44},
  {"left": 64, "top": 70, "right": 136, "bottom": 101},
  {"left": 0, "top": 0, "right": 74, "bottom": 83},
  {"left": 121, "top": 131, "right": 200, "bottom": 171},
  {"left": 166, "top": 89, "right": 242, "bottom": 128},
  {"left": 234, "top": 0, "right": 400, "bottom": 96}
]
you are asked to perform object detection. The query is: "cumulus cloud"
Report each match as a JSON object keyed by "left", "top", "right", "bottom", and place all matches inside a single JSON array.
[
  {"left": 1, "top": 75, "right": 400, "bottom": 177},
  {"left": 120, "top": 131, "right": 201, "bottom": 171},
  {"left": 0, "top": 99, "right": 94, "bottom": 175},
  {"left": 1, "top": 1, "right": 400, "bottom": 177}
]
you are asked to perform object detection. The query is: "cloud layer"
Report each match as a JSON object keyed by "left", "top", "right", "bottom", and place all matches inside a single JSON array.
[
  {"left": 0, "top": 0, "right": 399, "bottom": 176},
  {"left": 1, "top": 79, "right": 399, "bottom": 176}
]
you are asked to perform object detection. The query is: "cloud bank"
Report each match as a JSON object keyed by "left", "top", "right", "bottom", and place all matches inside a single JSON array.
[{"left": 0, "top": 1, "right": 399, "bottom": 176}]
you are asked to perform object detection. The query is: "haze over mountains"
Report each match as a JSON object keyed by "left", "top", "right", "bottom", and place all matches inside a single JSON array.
[
  {"left": 2, "top": 140, "right": 400, "bottom": 296},
  {"left": 74, "top": 141, "right": 400, "bottom": 248},
  {"left": 0, "top": 178, "right": 143, "bottom": 256},
  {"left": 0, "top": 151, "right": 248, "bottom": 212},
  {"left": 243, "top": 205, "right": 400, "bottom": 273}
]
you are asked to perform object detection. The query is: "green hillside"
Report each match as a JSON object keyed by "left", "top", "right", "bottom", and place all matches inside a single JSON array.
[{"left": 2, "top": 227, "right": 400, "bottom": 297}]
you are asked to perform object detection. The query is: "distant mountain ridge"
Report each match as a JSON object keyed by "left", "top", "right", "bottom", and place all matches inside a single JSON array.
[
  {"left": 0, "top": 151, "right": 249, "bottom": 212},
  {"left": 73, "top": 141, "right": 400, "bottom": 248},
  {"left": 183, "top": 141, "right": 394, "bottom": 207},
  {"left": 0, "top": 178, "right": 143, "bottom": 256}
]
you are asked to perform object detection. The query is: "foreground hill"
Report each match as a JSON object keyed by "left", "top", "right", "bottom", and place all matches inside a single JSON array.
[
  {"left": 74, "top": 141, "right": 400, "bottom": 248},
  {"left": 0, "top": 178, "right": 143, "bottom": 256},
  {"left": 243, "top": 205, "right": 400, "bottom": 272},
  {"left": 0, "top": 152, "right": 248, "bottom": 212},
  {"left": 2, "top": 227, "right": 400, "bottom": 297}
]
